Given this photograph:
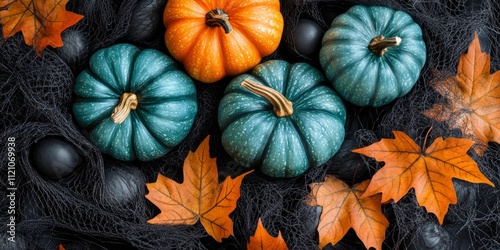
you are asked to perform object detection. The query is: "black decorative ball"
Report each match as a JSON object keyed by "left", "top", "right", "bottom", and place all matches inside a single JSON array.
[
  {"left": 407, "top": 221, "right": 451, "bottom": 250},
  {"left": 56, "top": 29, "right": 88, "bottom": 65},
  {"left": 101, "top": 165, "right": 146, "bottom": 207},
  {"left": 287, "top": 19, "right": 324, "bottom": 57},
  {"left": 30, "top": 136, "right": 81, "bottom": 180},
  {"left": 126, "top": 0, "right": 167, "bottom": 42},
  {"left": 329, "top": 138, "right": 369, "bottom": 185}
]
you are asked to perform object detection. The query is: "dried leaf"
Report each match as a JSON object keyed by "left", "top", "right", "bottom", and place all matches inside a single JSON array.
[
  {"left": 307, "top": 176, "right": 389, "bottom": 250},
  {"left": 58, "top": 244, "right": 65, "bottom": 250},
  {"left": 424, "top": 33, "right": 500, "bottom": 155},
  {"left": 247, "top": 218, "right": 288, "bottom": 250},
  {"left": 146, "top": 136, "right": 253, "bottom": 242},
  {"left": 0, "top": 0, "right": 83, "bottom": 55},
  {"left": 353, "top": 131, "right": 495, "bottom": 224}
]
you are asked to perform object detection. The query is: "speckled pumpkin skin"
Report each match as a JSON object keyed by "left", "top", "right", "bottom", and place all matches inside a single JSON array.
[
  {"left": 73, "top": 44, "right": 197, "bottom": 161},
  {"left": 218, "top": 60, "right": 346, "bottom": 178},
  {"left": 320, "top": 5, "right": 426, "bottom": 107}
]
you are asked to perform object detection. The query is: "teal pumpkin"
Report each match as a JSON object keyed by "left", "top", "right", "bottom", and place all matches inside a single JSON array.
[
  {"left": 320, "top": 5, "right": 426, "bottom": 107},
  {"left": 218, "top": 60, "right": 346, "bottom": 178},
  {"left": 73, "top": 44, "right": 197, "bottom": 161}
]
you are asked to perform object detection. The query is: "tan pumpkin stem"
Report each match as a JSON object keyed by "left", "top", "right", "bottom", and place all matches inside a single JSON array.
[
  {"left": 369, "top": 35, "right": 402, "bottom": 56},
  {"left": 206, "top": 8, "right": 232, "bottom": 34},
  {"left": 241, "top": 78, "right": 294, "bottom": 117},
  {"left": 111, "top": 93, "right": 138, "bottom": 124}
]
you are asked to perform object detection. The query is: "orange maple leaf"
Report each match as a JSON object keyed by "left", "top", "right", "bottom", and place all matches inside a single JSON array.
[
  {"left": 247, "top": 218, "right": 288, "bottom": 250},
  {"left": 353, "top": 131, "right": 495, "bottom": 224},
  {"left": 307, "top": 176, "right": 389, "bottom": 250},
  {"left": 0, "top": 0, "right": 83, "bottom": 55},
  {"left": 145, "top": 136, "right": 252, "bottom": 242},
  {"left": 424, "top": 33, "right": 500, "bottom": 155}
]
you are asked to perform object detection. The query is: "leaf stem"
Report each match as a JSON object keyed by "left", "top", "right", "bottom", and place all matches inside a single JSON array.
[{"left": 422, "top": 126, "right": 433, "bottom": 152}]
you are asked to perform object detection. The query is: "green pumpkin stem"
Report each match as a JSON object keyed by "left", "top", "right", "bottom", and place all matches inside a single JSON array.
[
  {"left": 111, "top": 93, "right": 138, "bottom": 124},
  {"left": 241, "top": 78, "right": 294, "bottom": 117},
  {"left": 206, "top": 8, "right": 232, "bottom": 34},
  {"left": 369, "top": 35, "right": 402, "bottom": 56}
]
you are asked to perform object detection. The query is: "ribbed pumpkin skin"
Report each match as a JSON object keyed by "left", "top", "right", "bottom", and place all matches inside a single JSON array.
[
  {"left": 73, "top": 44, "right": 197, "bottom": 161},
  {"left": 218, "top": 60, "right": 346, "bottom": 178},
  {"left": 320, "top": 5, "right": 426, "bottom": 107},
  {"left": 163, "top": 0, "right": 284, "bottom": 83}
]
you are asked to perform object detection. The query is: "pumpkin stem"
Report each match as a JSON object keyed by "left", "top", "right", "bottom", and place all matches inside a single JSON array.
[
  {"left": 368, "top": 35, "right": 402, "bottom": 56},
  {"left": 111, "top": 93, "right": 138, "bottom": 124},
  {"left": 206, "top": 8, "right": 232, "bottom": 34},
  {"left": 241, "top": 78, "right": 294, "bottom": 117}
]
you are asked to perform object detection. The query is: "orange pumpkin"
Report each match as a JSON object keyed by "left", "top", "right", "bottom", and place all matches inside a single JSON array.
[{"left": 163, "top": 0, "right": 284, "bottom": 83}]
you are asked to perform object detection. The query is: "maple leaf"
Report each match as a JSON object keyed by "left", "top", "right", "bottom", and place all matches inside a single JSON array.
[
  {"left": 247, "top": 218, "right": 288, "bottom": 250},
  {"left": 353, "top": 131, "right": 495, "bottom": 224},
  {"left": 0, "top": 0, "right": 83, "bottom": 55},
  {"left": 307, "top": 175, "right": 389, "bottom": 250},
  {"left": 424, "top": 33, "right": 500, "bottom": 155},
  {"left": 145, "top": 136, "right": 252, "bottom": 242}
]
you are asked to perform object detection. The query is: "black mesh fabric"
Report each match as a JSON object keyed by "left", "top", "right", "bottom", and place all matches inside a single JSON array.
[{"left": 1, "top": 0, "right": 499, "bottom": 249}]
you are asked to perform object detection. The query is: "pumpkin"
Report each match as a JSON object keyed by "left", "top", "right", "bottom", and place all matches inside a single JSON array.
[
  {"left": 73, "top": 44, "right": 197, "bottom": 161},
  {"left": 218, "top": 60, "right": 346, "bottom": 178},
  {"left": 163, "top": 0, "right": 284, "bottom": 83},
  {"left": 320, "top": 5, "right": 426, "bottom": 107}
]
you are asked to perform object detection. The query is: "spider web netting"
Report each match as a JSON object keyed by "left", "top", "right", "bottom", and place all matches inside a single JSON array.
[{"left": 0, "top": 0, "right": 499, "bottom": 249}]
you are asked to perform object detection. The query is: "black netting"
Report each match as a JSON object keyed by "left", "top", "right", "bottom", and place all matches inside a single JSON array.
[{"left": 1, "top": 0, "right": 499, "bottom": 249}]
